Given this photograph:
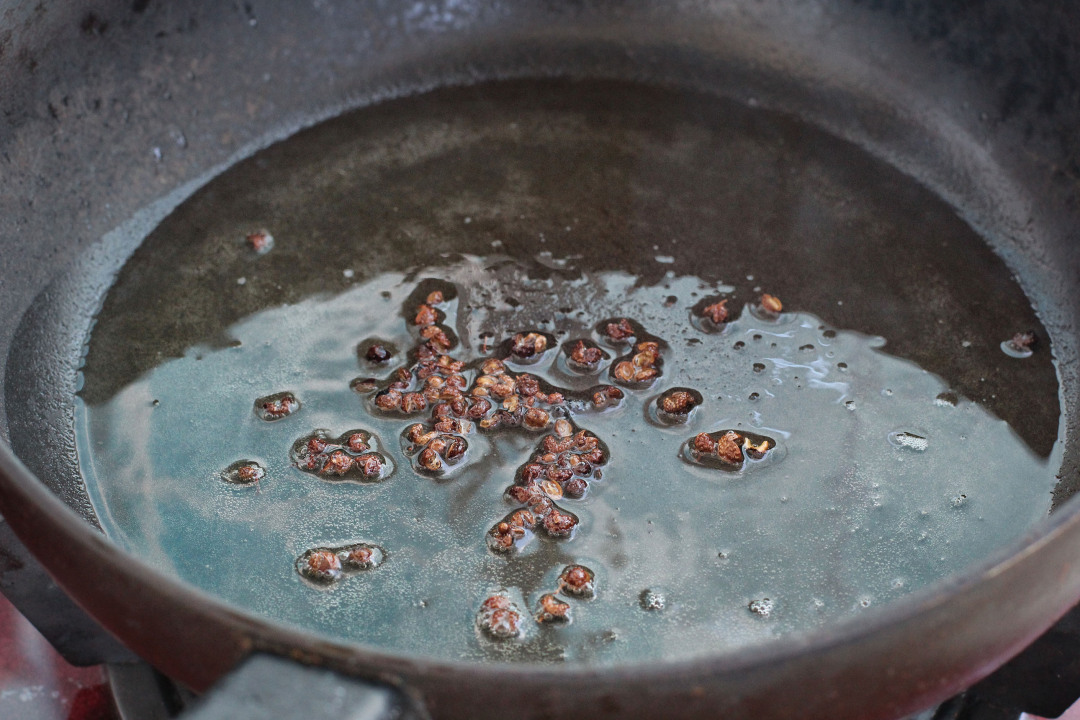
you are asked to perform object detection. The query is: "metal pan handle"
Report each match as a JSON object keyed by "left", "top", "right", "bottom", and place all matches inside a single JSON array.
[{"left": 177, "top": 654, "right": 425, "bottom": 720}]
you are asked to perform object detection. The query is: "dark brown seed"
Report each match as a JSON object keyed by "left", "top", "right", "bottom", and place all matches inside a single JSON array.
[
  {"left": 564, "top": 477, "right": 588, "bottom": 498},
  {"left": 467, "top": 397, "right": 492, "bottom": 419},
  {"left": 418, "top": 447, "right": 442, "bottom": 472},
  {"left": 365, "top": 344, "right": 392, "bottom": 363},
  {"left": 426, "top": 290, "right": 445, "bottom": 305},
  {"left": 400, "top": 392, "right": 427, "bottom": 414},
  {"left": 523, "top": 407, "right": 551, "bottom": 429},
  {"left": 444, "top": 437, "right": 467, "bottom": 462},
  {"left": 420, "top": 325, "right": 452, "bottom": 350},
  {"left": 542, "top": 508, "right": 578, "bottom": 537},
  {"left": 346, "top": 433, "right": 369, "bottom": 453},
  {"left": 374, "top": 390, "right": 402, "bottom": 411}
]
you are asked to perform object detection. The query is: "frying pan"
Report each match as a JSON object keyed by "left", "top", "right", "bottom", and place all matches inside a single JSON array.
[{"left": 2, "top": 1, "right": 1080, "bottom": 718}]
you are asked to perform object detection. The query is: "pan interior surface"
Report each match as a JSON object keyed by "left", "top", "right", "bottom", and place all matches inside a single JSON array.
[{"left": 71, "top": 79, "right": 1061, "bottom": 666}]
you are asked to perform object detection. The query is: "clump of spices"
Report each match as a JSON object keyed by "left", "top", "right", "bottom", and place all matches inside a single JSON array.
[
  {"left": 687, "top": 429, "right": 775, "bottom": 469},
  {"left": 291, "top": 430, "right": 389, "bottom": 482}
]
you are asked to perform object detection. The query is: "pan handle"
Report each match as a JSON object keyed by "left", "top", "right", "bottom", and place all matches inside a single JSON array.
[{"left": 178, "top": 654, "right": 425, "bottom": 720}]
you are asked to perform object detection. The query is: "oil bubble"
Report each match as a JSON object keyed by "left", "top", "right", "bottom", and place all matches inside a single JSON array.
[{"left": 748, "top": 598, "right": 773, "bottom": 617}]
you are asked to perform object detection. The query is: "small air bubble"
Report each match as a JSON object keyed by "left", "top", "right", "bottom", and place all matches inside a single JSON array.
[
  {"left": 237, "top": 277, "right": 247, "bottom": 285},
  {"left": 952, "top": 494, "right": 968, "bottom": 507},
  {"left": 343, "top": 269, "right": 355, "bottom": 278},
  {"left": 882, "top": 388, "right": 893, "bottom": 396},
  {"left": 889, "top": 431, "right": 928, "bottom": 452},
  {"left": 639, "top": 589, "right": 666, "bottom": 611},
  {"left": 748, "top": 598, "right": 773, "bottom": 617},
  {"left": 934, "top": 392, "right": 958, "bottom": 407},
  {"left": 752, "top": 363, "right": 765, "bottom": 373},
  {"left": 845, "top": 401, "right": 856, "bottom": 412}
]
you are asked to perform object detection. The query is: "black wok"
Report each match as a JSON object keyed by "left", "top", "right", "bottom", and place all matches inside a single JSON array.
[{"left": 2, "top": 1, "right": 1080, "bottom": 719}]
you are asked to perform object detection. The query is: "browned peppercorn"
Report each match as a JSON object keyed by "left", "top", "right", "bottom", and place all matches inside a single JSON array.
[
  {"left": 743, "top": 437, "right": 772, "bottom": 460},
  {"left": 420, "top": 325, "right": 452, "bottom": 351},
  {"left": 418, "top": 447, "right": 442, "bottom": 472},
  {"left": 444, "top": 437, "right": 468, "bottom": 463},
  {"left": 365, "top": 344, "right": 392, "bottom": 363},
  {"left": 716, "top": 431, "right": 744, "bottom": 465},
  {"left": 702, "top": 299, "right": 729, "bottom": 324},
  {"left": 400, "top": 392, "right": 427, "bottom": 414},
  {"left": 760, "top": 293, "right": 783, "bottom": 314},
  {"left": 426, "top": 290, "right": 445, "bottom": 305},
  {"left": 321, "top": 450, "right": 354, "bottom": 476},
  {"left": 236, "top": 465, "right": 261, "bottom": 482},
  {"left": 660, "top": 390, "right": 698, "bottom": 415},
  {"left": 558, "top": 564, "right": 595, "bottom": 597},
  {"left": 569, "top": 340, "right": 604, "bottom": 368},
  {"left": 542, "top": 508, "right": 578, "bottom": 537},
  {"left": 346, "top": 433, "right": 369, "bottom": 453},
  {"left": 467, "top": 397, "right": 492, "bottom": 419},
  {"left": 307, "top": 437, "right": 329, "bottom": 455},
  {"left": 354, "top": 454, "right": 384, "bottom": 477},
  {"left": 536, "top": 593, "right": 572, "bottom": 623},
  {"left": 511, "top": 332, "right": 548, "bottom": 359},
  {"left": 692, "top": 432, "right": 717, "bottom": 454},
  {"left": 344, "top": 546, "right": 377, "bottom": 569},
  {"left": 374, "top": 390, "right": 402, "bottom": 411},
  {"left": 604, "top": 318, "right": 635, "bottom": 341},
  {"left": 477, "top": 596, "right": 523, "bottom": 639},
  {"left": 523, "top": 407, "right": 551, "bottom": 429},
  {"left": 613, "top": 361, "right": 636, "bottom": 382},
  {"left": 302, "top": 550, "right": 342, "bottom": 582},
  {"left": 414, "top": 304, "right": 438, "bottom": 326},
  {"left": 564, "top": 477, "right": 588, "bottom": 498}
]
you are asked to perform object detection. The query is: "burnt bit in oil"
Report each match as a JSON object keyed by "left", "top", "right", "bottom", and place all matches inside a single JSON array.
[
  {"left": 655, "top": 387, "right": 704, "bottom": 424},
  {"left": 686, "top": 429, "right": 776, "bottom": 470},
  {"left": 558, "top": 564, "right": 596, "bottom": 598},
  {"left": 254, "top": 391, "right": 299, "bottom": 421},
  {"left": 477, "top": 592, "right": 524, "bottom": 639},
  {"left": 536, "top": 593, "right": 572, "bottom": 624},
  {"left": 291, "top": 430, "right": 391, "bottom": 482},
  {"left": 564, "top": 339, "right": 606, "bottom": 373},
  {"left": 221, "top": 460, "right": 265, "bottom": 487}
]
